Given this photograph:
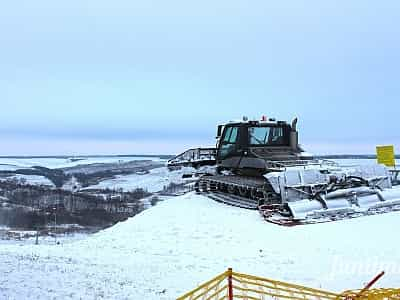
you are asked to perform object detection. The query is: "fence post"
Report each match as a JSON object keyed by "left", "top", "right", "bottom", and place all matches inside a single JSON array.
[
  {"left": 356, "top": 271, "right": 385, "bottom": 298},
  {"left": 228, "top": 268, "right": 233, "bottom": 300}
]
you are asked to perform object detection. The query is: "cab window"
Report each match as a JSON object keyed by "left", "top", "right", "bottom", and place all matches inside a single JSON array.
[{"left": 249, "top": 126, "right": 287, "bottom": 146}]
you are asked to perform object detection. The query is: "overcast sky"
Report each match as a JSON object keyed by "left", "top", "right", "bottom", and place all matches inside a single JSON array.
[{"left": 1, "top": 1, "right": 399, "bottom": 155}]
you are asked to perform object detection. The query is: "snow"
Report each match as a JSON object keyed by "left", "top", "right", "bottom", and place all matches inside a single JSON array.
[
  {"left": 0, "top": 156, "right": 166, "bottom": 170},
  {"left": 0, "top": 157, "right": 397, "bottom": 171},
  {"left": 1, "top": 193, "right": 400, "bottom": 300},
  {"left": 332, "top": 159, "right": 400, "bottom": 167},
  {"left": 1, "top": 174, "right": 55, "bottom": 187},
  {"left": 0, "top": 164, "right": 20, "bottom": 171},
  {"left": 85, "top": 167, "right": 193, "bottom": 193},
  {"left": 0, "top": 231, "right": 91, "bottom": 246}
]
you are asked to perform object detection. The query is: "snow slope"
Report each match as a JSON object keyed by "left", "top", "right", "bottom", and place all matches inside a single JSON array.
[{"left": 1, "top": 193, "right": 399, "bottom": 299}]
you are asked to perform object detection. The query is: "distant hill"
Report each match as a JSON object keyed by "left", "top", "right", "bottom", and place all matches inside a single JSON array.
[{"left": 316, "top": 154, "right": 399, "bottom": 159}]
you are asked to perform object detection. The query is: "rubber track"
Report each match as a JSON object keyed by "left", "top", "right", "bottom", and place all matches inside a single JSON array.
[{"left": 205, "top": 192, "right": 259, "bottom": 209}]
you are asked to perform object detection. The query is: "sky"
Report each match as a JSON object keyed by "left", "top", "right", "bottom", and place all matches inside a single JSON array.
[{"left": 1, "top": 0, "right": 399, "bottom": 156}]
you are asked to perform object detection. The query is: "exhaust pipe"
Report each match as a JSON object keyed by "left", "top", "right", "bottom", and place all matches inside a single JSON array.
[{"left": 290, "top": 117, "right": 298, "bottom": 151}]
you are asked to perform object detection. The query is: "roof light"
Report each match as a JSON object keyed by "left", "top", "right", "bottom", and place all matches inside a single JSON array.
[{"left": 261, "top": 115, "right": 267, "bottom": 121}]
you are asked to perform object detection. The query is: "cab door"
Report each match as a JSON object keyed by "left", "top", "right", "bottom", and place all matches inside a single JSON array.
[{"left": 217, "top": 126, "right": 239, "bottom": 160}]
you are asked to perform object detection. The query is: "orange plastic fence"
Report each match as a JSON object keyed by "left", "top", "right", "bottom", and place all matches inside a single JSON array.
[{"left": 177, "top": 269, "right": 400, "bottom": 300}]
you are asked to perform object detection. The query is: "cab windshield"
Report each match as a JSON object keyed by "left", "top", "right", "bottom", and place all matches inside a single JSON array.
[{"left": 248, "top": 126, "right": 288, "bottom": 146}]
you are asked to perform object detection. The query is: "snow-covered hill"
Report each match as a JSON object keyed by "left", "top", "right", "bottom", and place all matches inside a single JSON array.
[
  {"left": 0, "top": 156, "right": 166, "bottom": 171},
  {"left": 84, "top": 166, "right": 190, "bottom": 193},
  {"left": 1, "top": 193, "right": 399, "bottom": 299}
]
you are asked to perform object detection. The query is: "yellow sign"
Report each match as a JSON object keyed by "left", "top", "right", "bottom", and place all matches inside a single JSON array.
[{"left": 376, "top": 145, "right": 395, "bottom": 167}]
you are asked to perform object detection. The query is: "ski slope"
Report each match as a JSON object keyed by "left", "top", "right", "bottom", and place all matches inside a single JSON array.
[{"left": 1, "top": 193, "right": 399, "bottom": 299}]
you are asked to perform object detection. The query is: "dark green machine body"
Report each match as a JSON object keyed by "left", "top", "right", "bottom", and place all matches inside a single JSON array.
[{"left": 216, "top": 119, "right": 312, "bottom": 175}]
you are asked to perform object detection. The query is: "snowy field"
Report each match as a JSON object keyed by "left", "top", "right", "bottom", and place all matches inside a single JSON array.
[
  {"left": 0, "top": 157, "right": 397, "bottom": 172},
  {"left": 85, "top": 167, "right": 193, "bottom": 193},
  {"left": 0, "top": 156, "right": 166, "bottom": 171},
  {"left": 1, "top": 157, "right": 398, "bottom": 193},
  {"left": 1, "top": 193, "right": 400, "bottom": 300},
  {"left": 1, "top": 174, "right": 55, "bottom": 187},
  {"left": 332, "top": 159, "right": 399, "bottom": 167},
  {"left": 81, "top": 159, "right": 400, "bottom": 194},
  {"left": 0, "top": 231, "right": 90, "bottom": 246}
]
